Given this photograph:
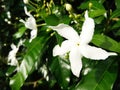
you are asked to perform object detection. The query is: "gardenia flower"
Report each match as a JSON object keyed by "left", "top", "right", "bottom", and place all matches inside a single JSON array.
[
  {"left": 49, "top": 11, "right": 117, "bottom": 77},
  {"left": 20, "top": 6, "right": 37, "bottom": 42}
]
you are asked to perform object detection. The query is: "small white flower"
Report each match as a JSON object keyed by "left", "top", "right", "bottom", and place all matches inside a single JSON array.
[
  {"left": 49, "top": 11, "right": 117, "bottom": 77},
  {"left": 8, "top": 44, "right": 19, "bottom": 66},
  {"left": 20, "top": 6, "right": 37, "bottom": 42},
  {"left": 8, "top": 40, "right": 24, "bottom": 66},
  {"left": 40, "top": 64, "right": 49, "bottom": 81}
]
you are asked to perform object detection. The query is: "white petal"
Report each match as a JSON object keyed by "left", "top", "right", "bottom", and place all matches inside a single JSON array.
[
  {"left": 8, "top": 57, "right": 18, "bottom": 66},
  {"left": 20, "top": 7, "right": 37, "bottom": 30},
  {"left": 11, "top": 43, "right": 17, "bottom": 50},
  {"left": 53, "top": 40, "right": 73, "bottom": 56},
  {"left": 80, "top": 11, "right": 95, "bottom": 44},
  {"left": 8, "top": 44, "right": 19, "bottom": 66},
  {"left": 10, "top": 44, "right": 18, "bottom": 55},
  {"left": 49, "top": 24, "right": 80, "bottom": 41},
  {"left": 19, "top": 19, "right": 25, "bottom": 23},
  {"left": 69, "top": 47, "right": 82, "bottom": 77},
  {"left": 25, "top": 16, "right": 37, "bottom": 30},
  {"left": 23, "top": 0, "right": 28, "bottom": 4},
  {"left": 29, "top": 29, "right": 37, "bottom": 42},
  {"left": 80, "top": 45, "right": 117, "bottom": 60},
  {"left": 8, "top": 51, "right": 16, "bottom": 62},
  {"left": 24, "top": 6, "right": 31, "bottom": 16}
]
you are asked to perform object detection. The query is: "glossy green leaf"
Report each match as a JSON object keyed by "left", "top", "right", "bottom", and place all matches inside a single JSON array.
[
  {"left": 59, "top": 15, "right": 71, "bottom": 24},
  {"left": 112, "top": 20, "right": 120, "bottom": 29},
  {"left": 45, "top": 14, "right": 59, "bottom": 26},
  {"left": 89, "top": 10, "right": 106, "bottom": 18},
  {"left": 79, "top": 0, "right": 105, "bottom": 10},
  {"left": 6, "top": 66, "right": 16, "bottom": 76},
  {"left": 10, "top": 72, "right": 24, "bottom": 90},
  {"left": 98, "top": 0, "right": 105, "bottom": 3},
  {"left": 79, "top": 0, "right": 106, "bottom": 17},
  {"left": 10, "top": 35, "right": 49, "bottom": 90},
  {"left": 115, "top": 0, "right": 120, "bottom": 9},
  {"left": 14, "top": 26, "right": 26, "bottom": 38},
  {"left": 49, "top": 57, "right": 71, "bottom": 89},
  {"left": 92, "top": 34, "right": 120, "bottom": 53},
  {"left": 74, "top": 58, "right": 118, "bottom": 90},
  {"left": 94, "top": 16, "right": 104, "bottom": 24},
  {"left": 110, "top": 9, "right": 120, "bottom": 19},
  {"left": 114, "top": 29, "right": 120, "bottom": 37},
  {"left": 55, "top": 33, "right": 64, "bottom": 46}
]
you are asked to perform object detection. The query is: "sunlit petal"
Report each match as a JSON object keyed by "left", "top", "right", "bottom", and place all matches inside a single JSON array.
[
  {"left": 25, "top": 16, "right": 37, "bottom": 30},
  {"left": 20, "top": 7, "right": 37, "bottom": 30},
  {"left": 24, "top": 6, "right": 31, "bottom": 16},
  {"left": 8, "top": 57, "right": 18, "bottom": 66},
  {"left": 8, "top": 44, "right": 19, "bottom": 66},
  {"left": 80, "top": 11, "right": 95, "bottom": 44},
  {"left": 80, "top": 45, "right": 117, "bottom": 60},
  {"left": 49, "top": 24, "right": 80, "bottom": 41},
  {"left": 29, "top": 29, "right": 37, "bottom": 42},
  {"left": 53, "top": 40, "right": 73, "bottom": 56},
  {"left": 69, "top": 47, "right": 82, "bottom": 77},
  {"left": 23, "top": 0, "right": 28, "bottom": 4},
  {"left": 11, "top": 43, "right": 17, "bottom": 50}
]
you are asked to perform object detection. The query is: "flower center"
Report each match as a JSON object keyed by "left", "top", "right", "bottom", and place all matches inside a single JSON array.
[{"left": 77, "top": 43, "right": 80, "bottom": 46}]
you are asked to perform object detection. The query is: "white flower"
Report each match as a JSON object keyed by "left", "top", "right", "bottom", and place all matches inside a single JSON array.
[
  {"left": 8, "top": 44, "right": 19, "bottom": 66},
  {"left": 40, "top": 64, "right": 49, "bottom": 81},
  {"left": 20, "top": 6, "right": 37, "bottom": 42},
  {"left": 49, "top": 11, "right": 117, "bottom": 77},
  {"left": 8, "top": 40, "right": 24, "bottom": 66}
]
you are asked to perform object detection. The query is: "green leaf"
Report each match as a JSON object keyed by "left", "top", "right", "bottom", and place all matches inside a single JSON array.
[
  {"left": 114, "top": 29, "right": 120, "bottom": 37},
  {"left": 79, "top": 0, "right": 105, "bottom": 10},
  {"left": 45, "top": 14, "right": 59, "bottom": 26},
  {"left": 115, "top": 0, "right": 120, "bottom": 9},
  {"left": 112, "top": 20, "right": 120, "bottom": 29},
  {"left": 60, "top": 15, "right": 71, "bottom": 24},
  {"left": 110, "top": 9, "right": 120, "bottom": 19},
  {"left": 10, "top": 72, "right": 24, "bottom": 90},
  {"left": 89, "top": 9, "right": 106, "bottom": 18},
  {"left": 92, "top": 34, "right": 120, "bottom": 53},
  {"left": 79, "top": 0, "right": 106, "bottom": 17},
  {"left": 74, "top": 58, "right": 118, "bottom": 90},
  {"left": 14, "top": 26, "right": 26, "bottom": 38},
  {"left": 55, "top": 33, "right": 64, "bottom": 46},
  {"left": 10, "top": 34, "right": 49, "bottom": 90},
  {"left": 6, "top": 66, "right": 16, "bottom": 76},
  {"left": 94, "top": 16, "right": 104, "bottom": 24},
  {"left": 49, "top": 57, "right": 71, "bottom": 89}
]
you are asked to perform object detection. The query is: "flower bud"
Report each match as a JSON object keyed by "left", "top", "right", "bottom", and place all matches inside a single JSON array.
[
  {"left": 65, "top": 3, "right": 72, "bottom": 11},
  {"left": 89, "top": 2, "right": 92, "bottom": 8},
  {"left": 23, "top": 0, "right": 28, "bottom": 4}
]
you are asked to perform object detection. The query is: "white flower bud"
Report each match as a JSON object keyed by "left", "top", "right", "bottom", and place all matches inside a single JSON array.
[
  {"left": 23, "top": 0, "right": 28, "bottom": 4},
  {"left": 65, "top": 3, "right": 72, "bottom": 11}
]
